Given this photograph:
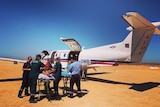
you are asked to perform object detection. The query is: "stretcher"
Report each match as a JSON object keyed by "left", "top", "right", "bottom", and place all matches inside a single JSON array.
[
  {"left": 37, "top": 74, "right": 55, "bottom": 101},
  {"left": 61, "top": 71, "right": 71, "bottom": 95},
  {"left": 37, "top": 71, "right": 71, "bottom": 101}
]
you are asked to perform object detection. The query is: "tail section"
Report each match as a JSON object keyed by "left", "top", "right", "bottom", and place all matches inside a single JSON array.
[
  {"left": 152, "top": 22, "right": 160, "bottom": 34},
  {"left": 79, "top": 12, "right": 159, "bottom": 64},
  {"left": 122, "top": 12, "right": 160, "bottom": 62}
]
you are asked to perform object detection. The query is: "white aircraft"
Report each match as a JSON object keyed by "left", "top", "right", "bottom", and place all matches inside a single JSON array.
[
  {"left": 1, "top": 12, "right": 160, "bottom": 73},
  {"left": 42, "top": 12, "right": 160, "bottom": 70}
]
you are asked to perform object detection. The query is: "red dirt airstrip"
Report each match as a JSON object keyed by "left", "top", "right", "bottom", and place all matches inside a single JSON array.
[{"left": 0, "top": 60, "right": 160, "bottom": 107}]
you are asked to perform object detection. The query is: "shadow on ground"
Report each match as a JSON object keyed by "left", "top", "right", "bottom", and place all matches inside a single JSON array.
[
  {"left": 36, "top": 88, "right": 89, "bottom": 102},
  {"left": 87, "top": 76, "right": 160, "bottom": 92},
  {"left": 0, "top": 78, "right": 22, "bottom": 82}
]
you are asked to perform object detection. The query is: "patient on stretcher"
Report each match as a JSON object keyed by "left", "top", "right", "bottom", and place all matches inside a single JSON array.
[{"left": 38, "top": 67, "right": 55, "bottom": 80}]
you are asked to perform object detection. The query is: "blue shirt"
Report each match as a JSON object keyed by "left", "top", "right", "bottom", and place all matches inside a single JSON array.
[
  {"left": 69, "top": 61, "right": 82, "bottom": 75},
  {"left": 66, "top": 63, "right": 71, "bottom": 72}
]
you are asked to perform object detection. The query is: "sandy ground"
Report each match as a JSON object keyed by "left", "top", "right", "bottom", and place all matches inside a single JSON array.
[{"left": 0, "top": 60, "right": 160, "bottom": 107}]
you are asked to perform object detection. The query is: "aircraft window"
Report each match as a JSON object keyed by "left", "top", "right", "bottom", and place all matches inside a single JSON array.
[
  {"left": 143, "top": 41, "right": 146, "bottom": 44},
  {"left": 146, "top": 36, "right": 149, "bottom": 39},
  {"left": 125, "top": 44, "right": 129, "bottom": 48},
  {"left": 55, "top": 53, "right": 59, "bottom": 57},
  {"left": 64, "top": 53, "right": 66, "bottom": 57},
  {"left": 141, "top": 46, "right": 146, "bottom": 50}
]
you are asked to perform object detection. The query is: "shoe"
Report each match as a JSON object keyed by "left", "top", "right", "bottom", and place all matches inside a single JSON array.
[
  {"left": 29, "top": 96, "right": 37, "bottom": 103},
  {"left": 18, "top": 90, "right": 23, "bottom": 98},
  {"left": 76, "top": 90, "right": 82, "bottom": 98},
  {"left": 25, "top": 93, "right": 30, "bottom": 96},
  {"left": 68, "top": 94, "right": 74, "bottom": 98},
  {"left": 55, "top": 95, "right": 61, "bottom": 100},
  {"left": 18, "top": 95, "right": 23, "bottom": 98}
]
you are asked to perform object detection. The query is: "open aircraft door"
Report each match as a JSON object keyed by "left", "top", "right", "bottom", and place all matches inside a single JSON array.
[
  {"left": 60, "top": 37, "right": 82, "bottom": 61},
  {"left": 60, "top": 37, "right": 82, "bottom": 51}
]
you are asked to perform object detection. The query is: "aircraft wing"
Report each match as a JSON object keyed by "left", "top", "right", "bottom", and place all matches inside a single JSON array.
[
  {"left": 87, "top": 64, "right": 115, "bottom": 68},
  {"left": 83, "top": 62, "right": 118, "bottom": 71},
  {"left": 0, "top": 57, "right": 26, "bottom": 63},
  {"left": 60, "top": 37, "right": 82, "bottom": 51}
]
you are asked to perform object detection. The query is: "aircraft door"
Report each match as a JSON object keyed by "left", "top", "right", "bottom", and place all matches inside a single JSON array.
[
  {"left": 68, "top": 51, "right": 80, "bottom": 61},
  {"left": 51, "top": 51, "right": 56, "bottom": 64},
  {"left": 60, "top": 38, "right": 82, "bottom": 51}
]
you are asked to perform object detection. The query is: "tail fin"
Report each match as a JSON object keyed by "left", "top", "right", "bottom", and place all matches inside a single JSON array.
[{"left": 122, "top": 12, "right": 160, "bottom": 62}]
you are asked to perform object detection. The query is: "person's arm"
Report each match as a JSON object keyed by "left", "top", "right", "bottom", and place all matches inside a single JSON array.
[
  {"left": 39, "top": 61, "right": 46, "bottom": 70},
  {"left": 41, "top": 62, "right": 45, "bottom": 67},
  {"left": 69, "top": 64, "right": 73, "bottom": 73},
  {"left": 22, "top": 62, "right": 31, "bottom": 71},
  {"left": 53, "top": 63, "right": 57, "bottom": 73},
  {"left": 43, "top": 70, "right": 50, "bottom": 76},
  {"left": 49, "top": 68, "right": 55, "bottom": 73}
]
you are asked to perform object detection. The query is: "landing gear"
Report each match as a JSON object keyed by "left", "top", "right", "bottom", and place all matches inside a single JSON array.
[{"left": 81, "top": 68, "right": 87, "bottom": 80}]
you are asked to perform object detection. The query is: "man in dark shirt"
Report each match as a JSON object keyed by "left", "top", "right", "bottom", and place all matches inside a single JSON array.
[
  {"left": 18, "top": 56, "right": 32, "bottom": 98},
  {"left": 53, "top": 57, "right": 62, "bottom": 100},
  {"left": 28, "top": 54, "right": 45, "bottom": 103}
]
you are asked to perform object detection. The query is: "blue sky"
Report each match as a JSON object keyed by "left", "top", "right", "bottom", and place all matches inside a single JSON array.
[{"left": 0, "top": 0, "right": 160, "bottom": 63}]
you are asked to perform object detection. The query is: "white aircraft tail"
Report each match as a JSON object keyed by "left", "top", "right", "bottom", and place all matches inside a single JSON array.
[
  {"left": 61, "top": 12, "right": 160, "bottom": 64},
  {"left": 121, "top": 12, "right": 160, "bottom": 62}
]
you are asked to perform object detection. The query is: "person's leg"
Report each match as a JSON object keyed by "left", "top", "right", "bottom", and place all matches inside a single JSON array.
[
  {"left": 54, "top": 78, "right": 61, "bottom": 99},
  {"left": 29, "top": 77, "right": 37, "bottom": 103},
  {"left": 54, "top": 80, "right": 58, "bottom": 94},
  {"left": 75, "top": 75, "right": 81, "bottom": 97},
  {"left": 18, "top": 86, "right": 24, "bottom": 98},
  {"left": 24, "top": 87, "right": 29, "bottom": 96},
  {"left": 69, "top": 76, "right": 75, "bottom": 98},
  {"left": 24, "top": 73, "right": 30, "bottom": 96},
  {"left": 18, "top": 73, "right": 26, "bottom": 98},
  {"left": 75, "top": 75, "right": 81, "bottom": 92},
  {"left": 30, "top": 79, "right": 37, "bottom": 95}
]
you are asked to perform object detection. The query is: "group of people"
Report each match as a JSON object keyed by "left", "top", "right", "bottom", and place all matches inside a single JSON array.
[{"left": 18, "top": 54, "right": 82, "bottom": 103}]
